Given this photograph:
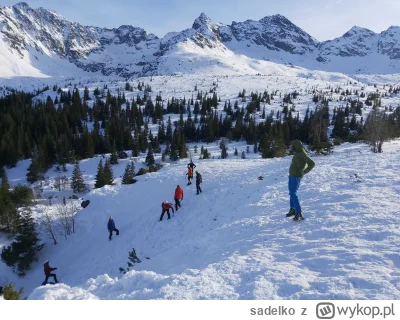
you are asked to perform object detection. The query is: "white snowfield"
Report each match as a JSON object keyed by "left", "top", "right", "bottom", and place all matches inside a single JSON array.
[{"left": 24, "top": 141, "right": 400, "bottom": 300}]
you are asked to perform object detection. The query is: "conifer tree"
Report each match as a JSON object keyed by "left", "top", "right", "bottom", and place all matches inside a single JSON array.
[
  {"left": 26, "top": 145, "right": 42, "bottom": 184},
  {"left": 94, "top": 159, "right": 105, "bottom": 189},
  {"left": 169, "top": 144, "right": 178, "bottom": 161},
  {"left": 145, "top": 145, "right": 155, "bottom": 166},
  {"left": 1, "top": 167, "right": 10, "bottom": 191},
  {"left": 0, "top": 167, "right": 18, "bottom": 232},
  {"left": 1, "top": 282, "right": 24, "bottom": 300},
  {"left": 220, "top": 140, "right": 228, "bottom": 159},
  {"left": 1, "top": 208, "right": 42, "bottom": 276},
  {"left": 122, "top": 162, "right": 136, "bottom": 185},
  {"left": 110, "top": 140, "right": 118, "bottom": 165},
  {"left": 103, "top": 159, "right": 114, "bottom": 185},
  {"left": 71, "top": 162, "right": 85, "bottom": 193}
]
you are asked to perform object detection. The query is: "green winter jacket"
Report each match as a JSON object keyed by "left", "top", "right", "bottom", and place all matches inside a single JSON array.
[{"left": 289, "top": 140, "right": 315, "bottom": 178}]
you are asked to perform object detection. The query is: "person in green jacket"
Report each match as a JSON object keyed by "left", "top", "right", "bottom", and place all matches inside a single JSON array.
[{"left": 286, "top": 140, "right": 315, "bottom": 220}]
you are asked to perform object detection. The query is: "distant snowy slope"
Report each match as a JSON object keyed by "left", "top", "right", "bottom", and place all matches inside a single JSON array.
[{"left": 24, "top": 141, "right": 400, "bottom": 300}]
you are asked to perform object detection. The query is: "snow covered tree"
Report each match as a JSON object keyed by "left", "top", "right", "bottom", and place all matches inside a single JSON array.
[
  {"left": 241, "top": 151, "right": 246, "bottom": 159},
  {"left": 71, "top": 162, "right": 85, "bottom": 193}
]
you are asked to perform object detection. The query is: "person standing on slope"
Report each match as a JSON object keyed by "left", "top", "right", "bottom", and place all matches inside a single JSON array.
[
  {"left": 195, "top": 171, "right": 202, "bottom": 195},
  {"left": 286, "top": 139, "right": 315, "bottom": 221},
  {"left": 108, "top": 216, "right": 120, "bottom": 240},
  {"left": 188, "top": 161, "right": 196, "bottom": 169},
  {"left": 43, "top": 260, "right": 58, "bottom": 284},
  {"left": 160, "top": 201, "right": 174, "bottom": 221},
  {"left": 174, "top": 185, "right": 184, "bottom": 211},
  {"left": 186, "top": 165, "right": 193, "bottom": 185}
]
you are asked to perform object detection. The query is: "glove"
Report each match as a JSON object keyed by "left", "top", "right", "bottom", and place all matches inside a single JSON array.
[{"left": 53, "top": 268, "right": 57, "bottom": 270}]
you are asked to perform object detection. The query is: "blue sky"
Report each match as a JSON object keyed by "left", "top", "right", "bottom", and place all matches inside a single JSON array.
[{"left": 3, "top": 0, "right": 400, "bottom": 41}]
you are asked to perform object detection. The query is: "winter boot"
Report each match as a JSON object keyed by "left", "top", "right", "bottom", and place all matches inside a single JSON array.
[
  {"left": 293, "top": 213, "right": 304, "bottom": 221},
  {"left": 286, "top": 208, "right": 295, "bottom": 217}
]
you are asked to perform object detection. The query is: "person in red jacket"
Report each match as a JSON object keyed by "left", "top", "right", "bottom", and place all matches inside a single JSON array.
[
  {"left": 43, "top": 260, "right": 58, "bottom": 284},
  {"left": 186, "top": 165, "right": 193, "bottom": 185},
  {"left": 174, "top": 185, "right": 184, "bottom": 211},
  {"left": 160, "top": 201, "right": 174, "bottom": 221}
]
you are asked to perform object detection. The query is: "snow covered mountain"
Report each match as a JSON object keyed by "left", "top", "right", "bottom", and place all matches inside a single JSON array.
[{"left": 2, "top": 2, "right": 400, "bottom": 79}]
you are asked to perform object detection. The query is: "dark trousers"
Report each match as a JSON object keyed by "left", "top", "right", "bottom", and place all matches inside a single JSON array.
[
  {"left": 44, "top": 273, "right": 58, "bottom": 283},
  {"left": 159, "top": 209, "right": 171, "bottom": 221},
  {"left": 187, "top": 176, "right": 193, "bottom": 184},
  {"left": 109, "top": 227, "right": 119, "bottom": 240},
  {"left": 196, "top": 183, "right": 202, "bottom": 194},
  {"left": 175, "top": 198, "right": 181, "bottom": 211}
]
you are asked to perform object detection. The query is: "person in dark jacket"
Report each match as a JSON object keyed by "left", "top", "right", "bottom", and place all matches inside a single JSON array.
[
  {"left": 43, "top": 260, "right": 58, "bottom": 284},
  {"left": 188, "top": 161, "right": 196, "bottom": 169},
  {"left": 108, "top": 216, "right": 119, "bottom": 240},
  {"left": 160, "top": 201, "right": 174, "bottom": 221},
  {"left": 286, "top": 140, "right": 315, "bottom": 221},
  {"left": 174, "top": 185, "right": 184, "bottom": 211},
  {"left": 195, "top": 171, "right": 202, "bottom": 195}
]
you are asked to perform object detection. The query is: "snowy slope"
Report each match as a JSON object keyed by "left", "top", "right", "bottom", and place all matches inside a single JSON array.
[
  {"left": 23, "top": 141, "right": 400, "bottom": 300},
  {"left": 0, "top": 140, "right": 398, "bottom": 300}
]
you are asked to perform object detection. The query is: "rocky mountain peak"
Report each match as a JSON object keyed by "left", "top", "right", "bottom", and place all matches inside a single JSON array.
[{"left": 192, "top": 12, "right": 213, "bottom": 30}]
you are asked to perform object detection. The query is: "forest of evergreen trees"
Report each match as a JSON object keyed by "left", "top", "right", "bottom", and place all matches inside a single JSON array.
[{"left": 1, "top": 84, "right": 400, "bottom": 178}]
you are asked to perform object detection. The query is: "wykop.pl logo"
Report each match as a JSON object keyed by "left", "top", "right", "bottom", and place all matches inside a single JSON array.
[{"left": 316, "top": 302, "right": 335, "bottom": 319}]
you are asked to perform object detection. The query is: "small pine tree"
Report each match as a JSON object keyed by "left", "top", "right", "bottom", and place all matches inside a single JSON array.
[
  {"left": 246, "top": 146, "right": 250, "bottom": 154},
  {"left": 194, "top": 145, "right": 198, "bottom": 153},
  {"left": 202, "top": 148, "right": 210, "bottom": 159},
  {"left": 2, "top": 283, "right": 24, "bottom": 300},
  {"left": 221, "top": 142, "right": 228, "bottom": 159},
  {"left": 26, "top": 146, "right": 42, "bottom": 184},
  {"left": 122, "top": 162, "right": 136, "bottom": 185},
  {"left": 94, "top": 159, "right": 105, "bottom": 189},
  {"left": 145, "top": 145, "right": 155, "bottom": 166},
  {"left": 234, "top": 148, "right": 238, "bottom": 156},
  {"left": 103, "top": 159, "right": 114, "bottom": 185},
  {"left": 110, "top": 140, "right": 118, "bottom": 165},
  {"left": 241, "top": 151, "right": 246, "bottom": 159},
  {"left": 71, "top": 162, "right": 85, "bottom": 193},
  {"left": 1, "top": 209, "right": 43, "bottom": 276},
  {"left": 119, "top": 247, "right": 141, "bottom": 274}
]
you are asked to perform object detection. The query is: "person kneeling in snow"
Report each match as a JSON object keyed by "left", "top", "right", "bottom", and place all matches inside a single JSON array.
[
  {"left": 43, "top": 260, "right": 58, "bottom": 284},
  {"left": 108, "top": 216, "right": 120, "bottom": 240},
  {"left": 160, "top": 201, "right": 174, "bottom": 221}
]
